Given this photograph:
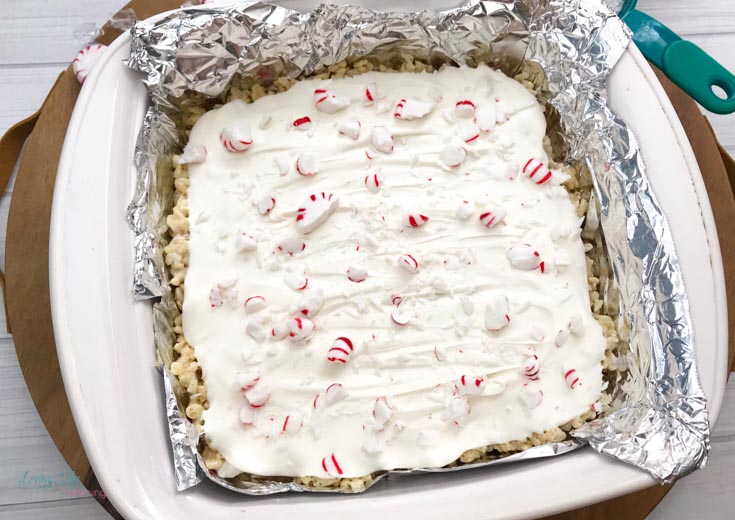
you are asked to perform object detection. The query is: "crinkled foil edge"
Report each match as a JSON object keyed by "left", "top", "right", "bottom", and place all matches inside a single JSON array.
[{"left": 126, "top": 0, "right": 710, "bottom": 494}]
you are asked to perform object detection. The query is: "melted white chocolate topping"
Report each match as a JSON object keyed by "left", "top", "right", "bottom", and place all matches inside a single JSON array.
[{"left": 182, "top": 64, "right": 606, "bottom": 478}]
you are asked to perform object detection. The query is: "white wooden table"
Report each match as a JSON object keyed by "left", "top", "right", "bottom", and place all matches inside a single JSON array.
[{"left": 0, "top": 1, "right": 732, "bottom": 518}]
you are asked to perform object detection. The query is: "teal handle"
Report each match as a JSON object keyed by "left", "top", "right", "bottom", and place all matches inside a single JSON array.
[{"left": 623, "top": 9, "right": 735, "bottom": 114}]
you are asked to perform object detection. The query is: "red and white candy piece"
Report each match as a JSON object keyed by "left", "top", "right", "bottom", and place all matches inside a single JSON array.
[
  {"left": 338, "top": 119, "right": 361, "bottom": 140},
  {"left": 313, "top": 89, "right": 350, "bottom": 114},
  {"left": 178, "top": 142, "right": 207, "bottom": 165},
  {"left": 475, "top": 103, "right": 497, "bottom": 132},
  {"left": 372, "top": 397, "right": 395, "bottom": 427},
  {"left": 276, "top": 237, "right": 306, "bottom": 255},
  {"left": 296, "top": 192, "right": 338, "bottom": 234},
  {"left": 270, "top": 323, "right": 289, "bottom": 341},
  {"left": 286, "top": 317, "right": 315, "bottom": 341},
  {"left": 273, "top": 155, "right": 289, "bottom": 176},
  {"left": 281, "top": 412, "right": 304, "bottom": 435},
  {"left": 364, "top": 173, "right": 381, "bottom": 192},
  {"left": 365, "top": 82, "right": 378, "bottom": 104},
  {"left": 506, "top": 243, "right": 544, "bottom": 273},
  {"left": 292, "top": 116, "right": 313, "bottom": 131},
  {"left": 519, "top": 383, "right": 543, "bottom": 409},
  {"left": 554, "top": 328, "right": 570, "bottom": 348},
  {"left": 434, "top": 345, "right": 448, "bottom": 361},
  {"left": 479, "top": 207, "right": 507, "bottom": 228},
  {"left": 295, "top": 289, "right": 324, "bottom": 318},
  {"left": 484, "top": 294, "right": 510, "bottom": 331},
  {"left": 460, "top": 122, "right": 481, "bottom": 143},
  {"left": 256, "top": 195, "right": 276, "bottom": 215},
  {"left": 564, "top": 367, "right": 581, "bottom": 389},
  {"left": 235, "top": 232, "right": 257, "bottom": 253},
  {"left": 72, "top": 43, "right": 107, "bottom": 84},
  {"left": 370, "top": 126, "right": 394, "bottom": 154},
  {"left": 234, "top": 369, "right": 261, "bottom": 392},
  {"left": 455, "top": 99, "right": 476, "bottom": 118},
  {"left": 521, "top": 354, "right": 540, "bottom": 381},
  {"left": 327, "top": 337, "right": 354, "bottom": 363},
  {"left": 347, "top": 264, "right": 368, "bottom": 283},
  {"left": 439, "top": 146, "right": 466, "bottom": 168},
  {"left": 391, "top": 307, "right": 410, "bottom": 326},
  {"left": 296, "top": 154, "right": 318, "bottom": 176},
  {"left": 283, "top": 271, "right": 308, "bottom": 291},
  {"left": 220, "top": 123, "right": 253, "bottom": 153},
  {"left": 325, "top": 382, "right": 347, "bottom": 404},
  {"left": 321, "top": 453, "right": 344, "bottom": 477},
  {"left": 239, "top": 406, "right": 256, "bottom": 426},
  {"left": 209, "top": 279, "right": 238, "bottom": 307},
  {"left": 398, "top": 254, "right": 419, "bottom": 273},
  {"left": 455, "top": 375, "right": 485, "bottom": 396},
  {"left": 393, "top": 98, "right": 433, "bottom": 120},
  {"left": 444, "top": 396, "right": 470, "bottom": 427},
  {"left": 521, "top": 158, "right": 554, "bottom": 185},
  {"left": 244, "top": 383, "right": 270, "bottom": 408},
  {"left": 245, "top": 321, "right": 266, "bottom": 343},
  {"left": 406, "top": 212, "right": 429, "bottom": 228},
  {"left": 568, "top": 314, "right": 584, "bottom": 336},
  {"left": 456, "top": 201, "right": 473, "bottom": 220},
  {"left": 244, "top": 295, "right": 267, "bottom": 314}
]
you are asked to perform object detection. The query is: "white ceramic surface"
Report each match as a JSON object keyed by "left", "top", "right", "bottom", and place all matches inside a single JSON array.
[{"left": 48, "top": 17, "right": 728, "bottom": 520}]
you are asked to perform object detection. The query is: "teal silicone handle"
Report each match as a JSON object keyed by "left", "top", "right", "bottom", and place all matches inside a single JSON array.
[{"left": 623, "top": 9, "right": 735, "bottom": 114}]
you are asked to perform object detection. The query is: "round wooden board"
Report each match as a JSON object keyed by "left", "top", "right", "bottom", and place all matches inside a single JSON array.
[{"left": 4, "top": 1, "right": 734, "bottom": 518}]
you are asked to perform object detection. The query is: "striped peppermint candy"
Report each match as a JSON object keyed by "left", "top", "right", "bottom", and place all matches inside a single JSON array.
[
  {"left": 439, "top": 146, "right": 466, "bottom": 168},
  {"left": 347, "top": 264, "right": 368, "bottom": 283},
  {"left": 294, "top": 289, "right": 324, "bottom": 318},
  {"left": 296, "top": 154, "right": 318, "bottom": 176},
  {"left": 270, "top": 323, "right": 289, "bottom": 341},
  {"left": 292, "top": 116, "right": 313, "bottom": 131},
  {"left": 370, "top": 126, "right": 394, "bottom": 154},
  {"left": 72, "top": 43, "right": 107, "bottom": 84},
  {"left": 507, "top": 243, "right": 545, "bottom": 273},
  {"left": 296, "top": 192, "right": 338, "bottom": 234},
  {"left": 276, "top": 237, "right": 306, "bottom": 255},
  {"left": 460, "top": 122, "right": 481, "bottom": 143},
  {"left": 372, "top": 397, "right": 395, "bottom": 427},
  {"left": 325, "top": 383, "right": 347, "bottom": 404},
  {"left": 484, "top": 294, "right": 510, "bottom": 331},
  {"left": 285, "top": 317, "right": 315, "bottom": 341},
  {"left": 364, "top": 82, "right": 378, "bottom": 104},
  {"left": 394, "top": 98, "right": 433, "bottom": 120},
  {"left": 521, "top": 354, "right": 540, "bottom": 381},
  {"left": 256, "top": 195, "right": 276, "bottom": 215},
  {"left": 522, "top": 158, "right": 554, "bottom": 185},
  {"left": 321, "top": 453, "right": 344, "bottom": 477},
  {"left": 327, "top": 337, "right": 354, "bottom": 363},
  {"left": 479, "top": 207, "right": 507, "bottom": 228},
  {"left": 244, "top": 383, "right": 270, "bottom": 408},
  {"left": 220, "top": 123, "right": 253, "bottom": 152},
  {"left": 244, "top": 295, "right": 267, "bottom": 314},
  {"left": 233, "top": 369, "right": 261, "bottom": 392},
  {"left": 283, "top": 271, "right": 309, "bottom": 291},
  {"left": 281, "top": 412, "right": 304, "bottom": 435},
  {"left": 338, "top": 119, "right": 361, "bottom": 140},
  {"left": 406, "top": 212, "right": 429, "bottom": 228},
  {"left": 313, "top": 89, "right": 350, "bottom": 114},
  {"left": 364, "top": 172, "right": 381, "bottom": 191},
  {"left": 563, "top": 367, "right": 581, "bottom": 389},
  {"left": 455, "top": 99, "right": 476, "bottom": 118},
  {"left": 398, "top": 254, "right": 419, "bottom": 273},
  {"left": 239, "top": 406, "right": 256, "bottom": 426},
  {"left": 519, "top": 383, "right": 543, "bottom": 409},
  {"left": 455, "top": 375, "right": 485, "bottom": 396}
]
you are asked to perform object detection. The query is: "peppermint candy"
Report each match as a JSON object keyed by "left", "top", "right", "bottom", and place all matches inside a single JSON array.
[
  {"left": 276, "top": 237, "right": 306, "bottom": 255},
  {"left": 296, "top": 154, "right": 318, "bottom": 176},
  {"left": 479, "top": 208, "right": 507, "bottom": 229},
  {"left": 321, "top": 453, "right": 344, "bottom": 477},
  {"left": 286, "top": 317, "right": 315, "bottom": 341},
  {"left": 209, "top": 279, "right": 238, "bottom": 307},
  {"left": 244, "top": 383, "right": 270, "bottom": 408},
  {"left": 313, "top": 89, "right": 350, "bottom": 114},
  {"left": 372, "top": 397, "right": 395, "bottom": 427},
  {"left": 294, "top": 288, "right": 324, "bottom": 318},
  {"left": 434, "top": 345, "right": 449, "bottom": 361},
  {"left": 364, "top": 173, "right": 381, "bottom": 191},
  {"left": 327, "top": 337, "right": 354, "bottom": 363},
  {"left": 281, "top": 412, "right": 304, "bottom": 435},
  {"left": 398, "top": 254, "right": 419, "bottom": 273},
  {"left": 233, "top": 369, "right": 261, "bottom": 392},
  {"left": 72, "top": 43, "right": 107, "bottom": 84},
  {"left": 484, "top": 294, "right": 510, "bottom": 331},
  {"left": 406, "top": 212, "right": 429, "bottom": 228},
  {"left": 521, "top": 354, "right": 540, "bottom": 381},
  {"left": 245, "top": 321, "right": 266, "bottom": 343},
  {"left": 455, "top": 99, "right": 476, "bottom": 118},
  {"left": 563, "top": 367, "right": 581, "bottom": 389},
  {"left": 325, "top": 383, "right": 348, "bottom": 405},
  {"left": 506, "top": 243, "right": 544, "bottom": 273},
  {"left": 391, "top": 307, "right": 410, "bottom": 326},
  {"left": 519, "top": 383, "right": 543, "bottom": 409},
  {"left": 347, "top": 264, "right": 368, "bottom": 283},
  {"left": 364, "top": 82, "right": 378, "bottom": 104},
  {"left": 394, "top": 98, "right": 433, "bottom": 120},
  {"left": 296, "top": 192, "right": 338, "bottom": 234},
  {"left": 283, "top": 271, "right": 309, "bottom": 291},
  {"left": 239, "top": 406, "right": 256, "bottom": 426},
  {"left": 370, "top": 126, "right": 394, "bottom": 154},
  {"left": 256, "top": 195, "right": 276, "bottom": 215},
  {"left": 521, "top": 158, "right": 558, "bottom": 185},
  {"left": 460, "top": 122, "right": 481, "bottom": 143},
  {"left": 475, "top": 103, "right": 497, "bottom": 132},
  {"left": 444, "top": 396, "right": 470, "bottom": 426},
  {"left": 439, "top": 146, "right": 466, "bottom": 168},
  {"left": 292, "top": 116, "right": 313, "bottom": 131},
  {"left": 270, "top": 323, "right": 289, "bottom": 341},
  {"left": 235, "top": 233, "right": 257, "bottom": 253},
  {"left": 554, "top": 328, "right": 570, "bottom": 348},
  {"left": 220, "top": 123, "right": 253, "bottom": 152},
  {"left": 244, "top": 295, "right": 267, "bottom": 314},
  {"left": 455, "top": 375, "right": 485, "bottom": 396},
  {"left": 273, "top": 155, "right": 289, "bottom": 176},
  {"left": 338, "top": 119, "right": 361, "bottom": 140},
  {"left": 456, "top": 201, "right": 473, "bottom": 220},
  {"left": 178, "top": 142, "right": 207, "bottom": 165}
]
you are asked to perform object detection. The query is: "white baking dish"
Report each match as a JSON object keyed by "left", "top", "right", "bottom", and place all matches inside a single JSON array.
[{"left": 49, "top": 4, "right": 728, "bottom": 519}]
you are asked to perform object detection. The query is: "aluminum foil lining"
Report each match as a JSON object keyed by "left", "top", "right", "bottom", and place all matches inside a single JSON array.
[{"left": 126, "top": 0, "right": 710, "bottom": 493}]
